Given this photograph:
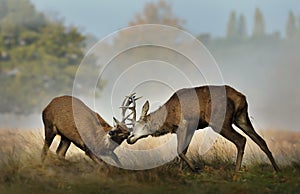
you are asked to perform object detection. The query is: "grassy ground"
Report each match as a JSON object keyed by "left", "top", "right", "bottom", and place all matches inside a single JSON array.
[{"left": 0, "top": 129, "right": 300, "bottom": 194}]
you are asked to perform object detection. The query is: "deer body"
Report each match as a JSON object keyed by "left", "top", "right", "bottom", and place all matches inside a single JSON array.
[
  {"left": 41, "top": 95, "right": 129, "bottom": 164},
  {"left": 127, "top": 85, "right": 280, "bottom": 172}
]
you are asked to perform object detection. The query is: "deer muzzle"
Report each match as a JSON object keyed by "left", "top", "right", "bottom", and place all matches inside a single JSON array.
[{"left": 127, "top": 134, "right": 137, "bottom": 144}]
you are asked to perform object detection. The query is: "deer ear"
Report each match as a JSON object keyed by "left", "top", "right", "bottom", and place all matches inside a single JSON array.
[
  {"left": 113, "top": 117, "right": 121, "bottom": 126},
  {"left": 140, "top": 100, "right": 149, "bottom": 120}
]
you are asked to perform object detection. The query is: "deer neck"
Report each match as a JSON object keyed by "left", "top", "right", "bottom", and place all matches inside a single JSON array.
[
  {"left": 96, "top": 113, "right": 113, "bottom": 133},
  {"left": 146, "top": 105, "right": 179, "bottom": 137}
]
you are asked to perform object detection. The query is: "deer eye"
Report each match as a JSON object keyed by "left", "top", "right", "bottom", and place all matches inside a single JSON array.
[{"left": 108, "top": 131, "right": 115, "bottom": 136}]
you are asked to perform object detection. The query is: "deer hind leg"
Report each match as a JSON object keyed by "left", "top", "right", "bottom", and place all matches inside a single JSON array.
[
  {"left": 215, "top": 125, "right": 246, "bottom": 172},
  {"left": 41, "top": 125, "right": 56, "bottom": 162},
  {"left": 177, "top": 120, "right": 198, "bottom": 172},
  {"left": 234, "top": 109, "right": 280, "bottom": 172},
  {"left": 56, "top": 136, "right": 71, "bottom": 158}
]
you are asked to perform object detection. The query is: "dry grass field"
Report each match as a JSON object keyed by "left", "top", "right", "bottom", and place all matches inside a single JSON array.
[{"left": 0, "top": 128, "right": 300, "bottom": 194}]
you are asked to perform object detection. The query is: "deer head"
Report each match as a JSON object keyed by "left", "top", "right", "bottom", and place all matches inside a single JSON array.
[
  {"left": 108, "top": 93, "right": 141, "bottom": 144},
  {"left": 127, "top": 100, "right": 153, "bottom": 144}
]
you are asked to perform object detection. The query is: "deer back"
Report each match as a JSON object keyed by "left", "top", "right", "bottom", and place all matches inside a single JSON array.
[{"left": 42, "top": 96, "right": 112, "bottom": 147}]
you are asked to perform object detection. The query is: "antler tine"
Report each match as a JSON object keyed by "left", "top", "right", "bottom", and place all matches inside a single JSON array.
[
  {"left": 134, "top": 96, "right": 142, "bottom": 101},
  {"left": 120, "top": 93, "right": 134, "bottom": 121},
  {"left": 120, "top": 93, "right": 134, "bottom": 124},
  {"left": 121, "top": 111, "right": 134, "bottom": 123},
  {"left": 129, "top": 95, "right": 137, "bottom": 122},
  {"left": 119, "top": 93, "right": 142, "bottom": 127},
  {"left": 125, "top": 92, "right": 136, "bottom": 98},
  {"left": 129, "top": 95, "right": 142, "bottom": 123}
]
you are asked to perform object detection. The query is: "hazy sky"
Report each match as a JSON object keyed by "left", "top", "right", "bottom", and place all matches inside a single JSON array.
[{"left": 30, "top": 0, "right": 300, "bottom": 38}]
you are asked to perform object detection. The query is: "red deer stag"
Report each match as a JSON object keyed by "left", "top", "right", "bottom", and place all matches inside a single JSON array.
[
  {"left": 122, "top": 85, "right": 280, "bottom": 172},
  {"left": 41, "top": 95, "right": 137, "bottom": 165}
]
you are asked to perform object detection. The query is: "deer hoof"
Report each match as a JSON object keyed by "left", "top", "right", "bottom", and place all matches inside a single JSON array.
[{"left": 193, "top": 166, "right": 201, "bottom": 173}]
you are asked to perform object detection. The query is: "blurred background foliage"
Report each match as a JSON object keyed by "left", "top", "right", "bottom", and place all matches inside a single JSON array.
[
  {"left": 0, "top": 0, "right": 299, "bottom": 121},
  {"left": 0, "top": 0, "right": 85, "bottom": 114}
]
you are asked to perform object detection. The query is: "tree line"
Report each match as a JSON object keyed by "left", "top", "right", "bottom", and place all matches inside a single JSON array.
[
  {"left": 0, "top": 0, "right": 299, "bottom": 114},
  {"left": 226, "top": 8, "right": 300, "bottom": 40}
]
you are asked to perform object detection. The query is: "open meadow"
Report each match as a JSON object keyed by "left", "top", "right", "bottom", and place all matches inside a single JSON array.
[
  {"left": 1, "top": 1, "right": 300, "bottom": 194},
  {"left": 0, "top": 128, "right": 300, "bottom": 194}
]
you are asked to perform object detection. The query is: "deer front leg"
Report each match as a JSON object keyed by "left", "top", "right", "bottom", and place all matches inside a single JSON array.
[
  {"left": 109, "top": 151, "right": 122, "bottom": 167},
  {"left": 176, "top": 119, "right": 198, "bottom": 172},
  {"left": 85, "top": 149, "right": 103, "bottom": 164}
]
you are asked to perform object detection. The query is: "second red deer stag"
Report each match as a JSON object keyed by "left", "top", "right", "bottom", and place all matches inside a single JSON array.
[
  {"left": 123, "top": 85, "right": 280, "bottom": 172},
  {"left": 41, "top": 95, "right": 134, "bottom": 165}
]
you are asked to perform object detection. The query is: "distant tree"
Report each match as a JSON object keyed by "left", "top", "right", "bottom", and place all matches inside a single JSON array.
[
  {"left": 129, "top": 0, "right": 185, "bottom": 28},
  {"left": 298, "top": 15, "right": 300, "bottom": 39},
  {"left": 113, "top": 0, "right": 185, "bottom": 53},
  {"left": 0, "top": 0, "right": 8, "bottom": 21},
  {"left": 109, "top": 0, "right": 187, "bottom": 80},
  {"left": 286, "top": 11, "right": 297, "bottom": 39},
  {"left": 0, "top": 0, "right": 46, "bottom": 33},
  {"left": 252, "top": 8, "right": 265, "bottom": 37},
  {"left": 0, "top": 0, "right": 86, "bottom": 114},
  {"left": 226, "top": 11, "right": 237, "bottom": 39},
  {"left": 237, "top": 14, "right": 247, "bottom": 39}
]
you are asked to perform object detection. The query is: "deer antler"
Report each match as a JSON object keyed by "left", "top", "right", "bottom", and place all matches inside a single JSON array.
[{"left": 119, "top": 93, "right": 142, "bottom": 127}]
